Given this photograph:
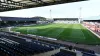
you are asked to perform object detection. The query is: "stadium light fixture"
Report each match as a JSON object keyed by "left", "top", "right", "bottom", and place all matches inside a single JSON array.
[
  {"left": 79, "top": 7, "right": 82, "bottom": 23},
  {"left": 50, "top": 9, "right": 52, "bottom": 19}
]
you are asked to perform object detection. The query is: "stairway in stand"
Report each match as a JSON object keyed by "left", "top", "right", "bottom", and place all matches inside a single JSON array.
[{"left": 33, "top": 49, "right": 60, "bottom": 56}]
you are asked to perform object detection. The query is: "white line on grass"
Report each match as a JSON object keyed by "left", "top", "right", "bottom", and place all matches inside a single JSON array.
[
  {"left": 48, "top": 24, "right": 66, "bottom": 38},
  {"left": 56, "top": 24, "right": 71, "bottom": 39},
  {"left": 80, "top": 25, "right": 86, "bottom": 40},
  {"left": 82, "top": 24, "right": 99, "bottom": 44},
  {"left": 55, "top": 28, "right": 65, "bottom": 38}
]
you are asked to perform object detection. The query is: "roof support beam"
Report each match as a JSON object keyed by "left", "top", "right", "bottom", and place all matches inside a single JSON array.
[{"left": 0, "top": 0, "right": 86, "bottom": 12}]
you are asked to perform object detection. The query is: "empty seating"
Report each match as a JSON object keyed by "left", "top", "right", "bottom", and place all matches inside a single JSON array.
[
  {"left": 0, "top": 32, "right": 60, "bottom": 56},
  {"left": 82, "top": 52, "right": 96, "bottom": 56},
  {"left": 74, "top": 47, "right": 96, "bottom": 56},
  {"left": 74, "top": 47, "right": 95, "bottom": 54},
  {"left": 0, "top": 31, "right": 98, "bottom": 56},
  {"left": 52, "top": 49, "right": 76, "bottom": 56}
]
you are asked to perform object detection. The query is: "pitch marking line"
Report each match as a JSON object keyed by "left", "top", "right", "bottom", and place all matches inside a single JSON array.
[
  {"left": 56, "top": 24, "right": 71, "bottom": 39},
  {"left": 82, "top": 24, "right": 99, "bottom": 43},
  {"left": 80, "top": 25, "right": 86, "bottom": 40}
]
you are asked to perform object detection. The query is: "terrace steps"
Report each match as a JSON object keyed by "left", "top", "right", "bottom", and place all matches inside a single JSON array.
[{"left": 33, "top": 49, "right": 60, "bottom": 56}]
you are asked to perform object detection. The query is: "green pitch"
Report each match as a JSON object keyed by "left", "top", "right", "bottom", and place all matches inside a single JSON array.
[{"left": 12, "top": 24, "right": 100, "bottom": 45}]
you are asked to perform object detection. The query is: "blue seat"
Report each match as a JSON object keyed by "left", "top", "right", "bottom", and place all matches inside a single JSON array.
[{"left": 82, "top": 52, "right": 96, "bottom": 56}]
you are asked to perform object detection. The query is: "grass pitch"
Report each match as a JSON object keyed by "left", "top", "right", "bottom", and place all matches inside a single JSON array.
[{"left": 12, "top": 24, "right": 100, "bottom": 45}]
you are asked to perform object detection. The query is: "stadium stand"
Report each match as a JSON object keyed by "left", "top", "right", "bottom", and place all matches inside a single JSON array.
[
  {"left": 0, "top": 31, "right": 60, "bottom": 56},
  {"left": 52, "top": 49, "right": 76, "bottom": 56},
  {"left": 0, "top": 30, "right": 99, "bottom": 56},
  {"left": 83, "top": 20, "right": 100, "bottom": 38},
  {"left": 1, "top": 0, "right": 96, "bottom": 56},
  {"left": 83, "top": 20, "right": 100, "bottom": 32},
  {"left": 53, "top": 18, "right": 79, "bottom": 24},
  {"left": 0, "top": 16, "right": 46, "bottom": 28}
]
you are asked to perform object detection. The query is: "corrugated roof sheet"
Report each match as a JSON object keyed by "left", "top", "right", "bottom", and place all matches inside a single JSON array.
[{"left": 0, "top": 0, "right": 86, "bottom": 12}]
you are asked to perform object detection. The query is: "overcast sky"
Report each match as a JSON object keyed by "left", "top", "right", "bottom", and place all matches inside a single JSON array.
[{"left": 0, "top": 0, "right": 100, "bottom": 20}]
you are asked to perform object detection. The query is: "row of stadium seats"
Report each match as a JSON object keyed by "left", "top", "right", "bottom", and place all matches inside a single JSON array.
[
  {"left": 52, "top": 52, "right": 76, "bottom": 56},
  {"left": 82, "top": 52, "right": 96, "bottom": 56},
  {"left": 0, "top": 21, "right": 36, "bottom": 28},
  {"left": 52, "top": 50, "right": 96, "bottom": 56},
  {"left": 52, "top": 49, "right": 76, "bottom": 56},
  {"left": 74, "top": 47, "right": 95, "bottom": 54},
  {"left": 1, "top": 31, "right": 60, "bottom": 49},
  {"left": 0, "top": 31, "right": 98, "bottom": 56},
  {"left": 0, "top": 32, "right": 60, "bottom": 56},
  {"left": 54, "top": 21, "right": 78, "bottom": 24}
]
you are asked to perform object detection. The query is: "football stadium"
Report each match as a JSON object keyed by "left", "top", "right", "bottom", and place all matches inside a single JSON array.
[
  {"left": 1, "top": 0, "right": 100, "bottom": 56},
  {"left": 12, "top": 23, "right": 100, "bottom": 45}
]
